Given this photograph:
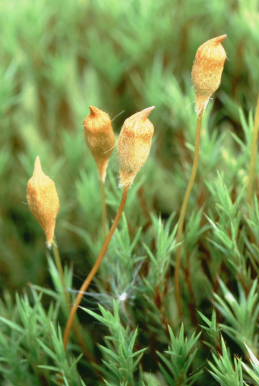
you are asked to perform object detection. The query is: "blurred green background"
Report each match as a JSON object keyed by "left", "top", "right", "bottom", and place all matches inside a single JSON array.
[{"left": 1, "top": 0, "right": 259, "bottom": 292}]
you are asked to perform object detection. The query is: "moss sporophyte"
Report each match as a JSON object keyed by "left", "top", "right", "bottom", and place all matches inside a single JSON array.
[
  {"left": 27, "top": 156, "right": 60, "bottom": 248},
  {"left": 174, "top": 35, "right": 227, "bottom": 318},
  {"left": 5, "top": 3, "right": 259, "bottom": 383},
  {"left": 63, "top": 106, "right": 155, "bottom": 348},
  {"left": 84, "top": 106, "right": 115, "bottom": 183},
  {"left": 192, "top": 34, "right": 227, "bottom": 113},
  {"left": 118, "top": 106, "right": 155, "bottom": 187}
]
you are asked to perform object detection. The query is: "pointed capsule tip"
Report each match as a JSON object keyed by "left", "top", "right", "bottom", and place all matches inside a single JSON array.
[
  {"left": 141, "top": 106, "right": 156, "bottom": 119},
  {"left": 34, "top": 156, "right": 42, "bottom": 174},
  {"left": 89, "top": 105, "right": 100, "bottom": 116},
  {"left": 214, "top": 34, "right": 227, "bottom": 44}
]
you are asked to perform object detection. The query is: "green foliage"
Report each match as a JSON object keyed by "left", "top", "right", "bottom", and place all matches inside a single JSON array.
[
  {"left": 1, "top": 0, "right": 259, "bottom": 385},
  {"left": 0, "top": 290, "right": 85, "bottom": 386},
  {"left": 214, "top": 280, "right": 259, "bottom": 352},
  {"left": 143, "top": 214, "right": 177, "bottom": 290},
  {"left": 84, "top": 301, "right": 146, "bottom": 386},
  {"left": 242, "top": 346, "right": 259, "bottom": 385},
  {"left": 209, "top": 338, "right": 244, "bottom": 386},
  {"left": 199, "top": 310, "right": 221, "bottom": 352},
  {"left": 158, "top": 325, "right": 202, "bottom": 385}
]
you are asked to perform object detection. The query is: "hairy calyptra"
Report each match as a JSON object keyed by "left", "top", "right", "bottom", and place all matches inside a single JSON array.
[
  {"left": 84, "top": 106, "right": 115, "bottom": 182},
  {"left": 192, "top": 34, "right": 227, "bottom": 113},
  {"left": 27, "top": 156, "right": 60, "bottom": 247},
  {"left": 118, "top": 106, "right": 155, "bottom": 188}
]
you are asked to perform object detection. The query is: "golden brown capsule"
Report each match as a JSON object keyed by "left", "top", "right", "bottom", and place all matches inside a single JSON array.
[
  {"left": 27, "top": 156, "right": 60, "bottom": 247},
  {"left": 84, "top": 106, "right": 115, "bottom": 182},
  {"left": 118, "top": 106, "right": 155, "bottom": 188},
  {"left": 192, "top": 34, "right": 227, "bottom": 113}
]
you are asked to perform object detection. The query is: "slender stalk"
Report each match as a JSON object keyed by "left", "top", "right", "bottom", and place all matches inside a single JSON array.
[
  {"left": 174, "top": 108, "right": 204, "bottom": 318},
  {"left": 63, "top": 186, "right": 129, "bottom": 349},
  {"left": 247, "top": 95, "right": 259, "bottom": 204},
  {"left": 52, "top": 240, "right": 69, "bottom": 304},
  {"left": 100, "top": 179, "right": 108, "bottom": 231},
  {"left": 51, "top": 241, "right": 96, "bottom": 362}
]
